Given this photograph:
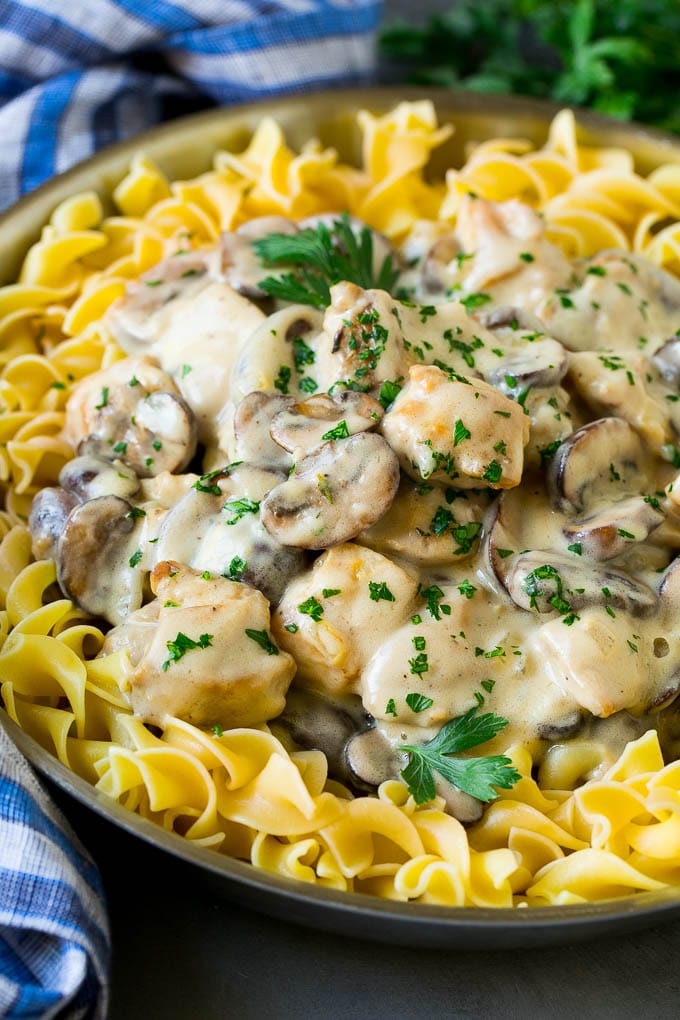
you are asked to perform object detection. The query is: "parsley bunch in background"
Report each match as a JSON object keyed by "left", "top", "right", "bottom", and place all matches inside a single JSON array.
[{"left": 380, "top": 0, "right": 680, "bottom": 133}]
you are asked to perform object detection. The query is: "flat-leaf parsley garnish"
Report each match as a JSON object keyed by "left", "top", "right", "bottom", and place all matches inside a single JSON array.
[
  {"left": 399, "top": 708, "right": 520, "bottom": 804},
  {"left": 162, "top": 632, "right": 213, "bottom": 672},
  {"left": 253, "top": 214, "right": 399, "bottom": 308}
]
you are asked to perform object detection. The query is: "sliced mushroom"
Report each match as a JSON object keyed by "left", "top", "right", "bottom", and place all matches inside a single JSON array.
[
  {"left": 652, "top": 337, "right": 680, "bottom": 387},
  {"left": 219, "top": 216, "right": 297, "bottom": 298},
  {"left": 269, "top": 390, "right": 383, "bottom": 455},
  {"left": 57, "top": 495, "right": 144, "bottom": 624},
  {"left": 275, "top": 688, "right": 379, "bottom": 790},
  {"left": 65, "top": 356, "right": 198, "bottom": 477},
  {"left": 107, "top": 251, "right": 211, "bottom": 349},
  {"left": 546, "top": 417, "right": 648, "bottom": 514},
  {"left": 504, "top": 550, "right": 657, "bottom": 616},
  {"left": 484, "top": 336, "right": 568, "bottom": 392},
  {"left": 358, "top": 476, "right": 489, "bottom": 566},
  {"left": 59, "top": 454, "right": 140, "bottom": 502},
  {"left": 229, "top": 303, "right": 324, "bottom": 406},
  {"left": 29, "top": 487, "right": 78, "bottom": 561},
  {"left": 232, "top": 391, "right": 295, "bottom": 469},
  {"left": 261, "top": 432, "right": 400, "bottom": 549},
  {"left": 78, "top": 389, "right": 197, "bottom": 478},
  {"left": 479, "top": 305, "right": 546, "bottom": 333},
  {"left": 537, "top": 711, "right": 584, "bottom": 742},
  {"left": 563, "top": 495, "right": 664, "bottom": 560},
  {"left": 153, "top": 462, "right": 306, "bottom": 604}
]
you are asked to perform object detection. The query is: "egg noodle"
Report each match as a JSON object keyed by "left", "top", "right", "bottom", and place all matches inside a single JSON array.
[{"left": 3, "top": 102, "right": 680, "bottom": 907}]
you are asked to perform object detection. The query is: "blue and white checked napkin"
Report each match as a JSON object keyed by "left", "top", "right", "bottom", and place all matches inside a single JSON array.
[
  {"left": 0, "top": 2, "right": 382, "bottom": 1015},
  {"left": 0, "top": 0, "right": 382, "bottom": 211}
]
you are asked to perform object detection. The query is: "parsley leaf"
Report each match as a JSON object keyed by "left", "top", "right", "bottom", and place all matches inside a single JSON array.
[
  {"left": 245, "top": 629, "right": 279, "bottom": 655},
  {"left": 399, "top": 708, "right": 520, "bottom": 805},
  {"left": 368, "top": 580, "right": 396, "bottom": 602},
  {"left": 162, "top": 632, "right": 213, "bottom": 671},
  {"left": 253, "top": 214, "right": 399, "bottom": 307}
]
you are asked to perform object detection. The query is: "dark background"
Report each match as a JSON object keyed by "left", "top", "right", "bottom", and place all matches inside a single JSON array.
[{"left": 70, "top": 2, "right": 680, "bottom": 1016}]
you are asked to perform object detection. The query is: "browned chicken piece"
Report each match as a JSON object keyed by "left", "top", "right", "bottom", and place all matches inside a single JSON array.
[{"left": 113, "top": 561, "right": 296, "bottom": 729}]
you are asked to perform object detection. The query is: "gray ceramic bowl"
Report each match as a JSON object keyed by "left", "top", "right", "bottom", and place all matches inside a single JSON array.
[{"left": 3, "top": 87, "right": 680, "bottom": 948}]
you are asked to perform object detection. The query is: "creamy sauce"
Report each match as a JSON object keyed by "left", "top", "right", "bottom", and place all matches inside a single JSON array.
[{"left": 35, "top": 198, "right": 680, "bottom": 812}]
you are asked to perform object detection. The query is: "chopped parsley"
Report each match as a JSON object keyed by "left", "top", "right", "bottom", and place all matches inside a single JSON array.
[
  {"left": 385, "top": 698, "right": 398, "bottom": 717},
  {"left": 245, "top": 629, "right": 279, "bottom": 655},
  {"left": 95, "top": 387, "right": 109, "bottom": 410},
  {"left": 409, "top": 652, "right": 429, "bottom": 675},
  {"left": 453, "top": 418, "right": 471, "bottom": 446},
  {"left": 321, "top": 420, "right": 350, "bottom": 441},
  {"left": 457, "top": 579, "right": 477, "bottom": 600},
  {"left": 225, "top": 556, "right": 247, "bottom": 580},
  {"left": 368, "top": 581, "right": 396, "bottom": 602},
  {"left": 482, "top": 459, "right": 503, "bottom": 484},
  {"left": 162, "top": 631, "right": 213, "bottom": 671},
  {"left": 298, "top": 596, "right": 324, "bottom": 622},
  {"left": 406, "top": 692, "right": 434, "bottom": 714},
  {"left": 224, "top": 498, "right": 260, "bottom": 525},
  {"left": 274, "top": 365, "right": 291, "bottom": 394},
  {"left": 128, "top": 549, "right": 142, "bottom": 568}
]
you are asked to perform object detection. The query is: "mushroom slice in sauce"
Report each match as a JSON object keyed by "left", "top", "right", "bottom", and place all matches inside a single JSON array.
[
  {"left": 228, "top": 304, "right": 324, "bottom": 408},
  {"left": 218, "top": 216, "right": 297, "bottom": 298},
  {"left": 65, "top": 356, "right": 198, "bottom": 477},
  {"left": 652, "top": 337, "right": 680, "bottom": 387},
  {"left": 232, "top": 391, "right": 295, "bottom": 469},
  {"left": 563, "top": 495, "right": 664, "bottom": 561},
  {"left": 357, "top": 476, "right": 489, "bottom": 566},
  {"left": 152, "top": 463, "right": 306, "bottom": 605},
  {"left": 57, "top": 495, "right": 145, "bottom": 624},
  {"left": 106, "top": 252, "right": 212, "bottom": 350},
  {"left": 546, "top": 417, "right": 649, "bottom": 515},
  {"left": 504, "top": 550, "right": 657, "bottom": 616},
  {"left": 274, "top": 688, "right": 379, "bottom": 788},
  {"left": 269, "top": 390, "right": 383, "bottom": 455},
  {"left": 381, "top": 364, "right": 529, "bottom": 489},
  {"left": 29, "top": 487, "right": 78, "bottom": 561},
  {"left": 483, "top": 336, "right": 568, "bottom": 392},
  {"left": 120, "top": 560, "right": 296, "bottom": 729},
  {"left": 261, "top": 432, "right": 400, "bottom": 549},
  {"left": 59, "top": 453, "right": 140, "bottom": 502}
]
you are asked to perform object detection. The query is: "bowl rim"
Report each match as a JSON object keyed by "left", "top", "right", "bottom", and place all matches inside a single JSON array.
[{"left": 3, "top": 85, "right": 680, "bottom": 942}]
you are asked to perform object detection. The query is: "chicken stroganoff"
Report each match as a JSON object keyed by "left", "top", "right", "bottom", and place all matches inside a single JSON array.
[{"left": 5, "top": 102, "right": 680, "bottom": 906}]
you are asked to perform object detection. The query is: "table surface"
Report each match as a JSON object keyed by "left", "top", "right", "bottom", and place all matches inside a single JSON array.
[{"left": 56, "top": 2, "right": 680, "bottom": 1015}]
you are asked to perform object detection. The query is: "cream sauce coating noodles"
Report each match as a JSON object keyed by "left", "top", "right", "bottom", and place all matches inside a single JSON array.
[{"left": 4, "top": 102, "right": 680, "bottom": 907}]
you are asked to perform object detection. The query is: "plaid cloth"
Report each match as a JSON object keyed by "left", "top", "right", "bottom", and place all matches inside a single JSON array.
[
  {"left": 0, "top": 2, "right": 382, "bottom": 1015},
  {"left": 0, "top": 0, "right": 383, "bottom": 210}
]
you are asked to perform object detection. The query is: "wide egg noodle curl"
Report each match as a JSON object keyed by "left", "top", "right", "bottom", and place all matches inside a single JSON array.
[{"left": 4, "top": 102, "right": 680, "bottom": 906}]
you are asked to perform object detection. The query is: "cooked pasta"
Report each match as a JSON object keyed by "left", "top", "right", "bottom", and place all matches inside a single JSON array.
[{"left": 3, "top": 100, "right": 680, "bottom": 908}]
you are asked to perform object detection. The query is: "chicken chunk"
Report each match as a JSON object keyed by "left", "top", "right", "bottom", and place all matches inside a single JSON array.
[
  {"left": 272, "top": 543, "right": 418, "bottom": 694},
  {"left": 381, "top": 364, "right": 530, "bottom": 488},
  {"left": 117, "top": 561, "right": 296, "bottom": 729}
]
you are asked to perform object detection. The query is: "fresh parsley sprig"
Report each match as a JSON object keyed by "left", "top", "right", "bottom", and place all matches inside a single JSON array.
[
  {"left": 399, "top": 708, "right": 520, "bottom": 804},
  {"left": 253, "top": 214, "right": 400, "bottom": 308},
  {"left": 380, "top": 0, "right": 680, "bottom": 135}
]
